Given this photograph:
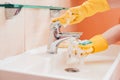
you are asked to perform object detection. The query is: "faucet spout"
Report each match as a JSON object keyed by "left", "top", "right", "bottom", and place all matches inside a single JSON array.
[
  {"left": 47, "top": 37, "right": 70, "bottom": 54},
  {"left": 47, "top": 21, "right": 82, "bottom": 54}
]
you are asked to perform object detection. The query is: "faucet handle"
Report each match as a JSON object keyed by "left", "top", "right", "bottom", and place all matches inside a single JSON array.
[
  {"left": 50, "top": 21, "right": 63, "bottom": 39},
  {"left": 58, "top": 32, "right": 83, "bottom": 39},
  {"left": 50, "top": 21, "right": 61, "bottom": 29}
]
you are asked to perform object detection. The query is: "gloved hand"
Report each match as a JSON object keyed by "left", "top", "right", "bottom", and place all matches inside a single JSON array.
[
  {"left": 78, "top": 35, "right": 108, "bottom": 56},
  {"left": 52, "top": 0, "right": 110, "bottom": 26}
]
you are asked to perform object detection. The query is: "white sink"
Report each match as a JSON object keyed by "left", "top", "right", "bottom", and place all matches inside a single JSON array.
[{"left": 0, "top": 45, "right": 120, "bottom": 80}]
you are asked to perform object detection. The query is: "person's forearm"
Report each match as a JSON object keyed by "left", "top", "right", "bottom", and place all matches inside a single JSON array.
[
  {"left": 107, "top": 0, "right": 120, "bottom": 8},
  {"left": 103, "top": 24, "right": 120, "bottom": 45}
]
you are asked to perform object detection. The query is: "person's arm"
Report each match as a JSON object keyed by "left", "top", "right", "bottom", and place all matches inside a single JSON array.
[
  {"left": 107, "top": 0, "right": 120, "bottom": 8},
  {"left": 52, "top": 0, "right": 120, "bottom": 26},
  {"left": 78, "top": 24, "right": 120, "bottom": 55},
  {"left": 52, "top": 0, "right": 110, "bottom": 26},
  {"left": 103, "top": 24, "right": 120, "bottom": 45}
]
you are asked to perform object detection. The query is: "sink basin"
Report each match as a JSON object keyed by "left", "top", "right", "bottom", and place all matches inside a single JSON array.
[{"left": 0, "top": 45, "right": 120, "bottom": 80}]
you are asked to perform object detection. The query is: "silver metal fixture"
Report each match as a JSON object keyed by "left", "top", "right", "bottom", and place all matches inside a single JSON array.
[{"left": 47, "top": 21, "right": 82, "bottom": 54}]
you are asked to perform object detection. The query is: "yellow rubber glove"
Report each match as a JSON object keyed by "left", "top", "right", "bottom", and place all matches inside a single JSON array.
[
  {"left": 78, "top": 35, "right": 108, "bottom": 56},
  {"left": 52, "top": 0, "right": 110, "bottom": 25}
]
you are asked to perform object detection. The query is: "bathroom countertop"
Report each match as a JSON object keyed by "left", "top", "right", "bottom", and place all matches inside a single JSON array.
[{"left": 0, "top": 45, "right": 120, "bottom": 80}]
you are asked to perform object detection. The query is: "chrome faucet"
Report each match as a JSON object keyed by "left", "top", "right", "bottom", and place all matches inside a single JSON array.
[{"left": 47, "top": 21, "right": 82, "bottom": 54}]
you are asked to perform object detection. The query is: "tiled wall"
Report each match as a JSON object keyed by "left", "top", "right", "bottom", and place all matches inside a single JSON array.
[
  {"left": 0, "top": 0, "right": 25, "bottom": 59},
  {"left": 0, "top": 0, "right": 70, "bottom": 59}
]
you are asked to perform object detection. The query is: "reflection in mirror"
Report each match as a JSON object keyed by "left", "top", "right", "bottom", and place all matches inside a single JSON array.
[{"left": 5, "top": 2, "right": 22, "bottom": 20}]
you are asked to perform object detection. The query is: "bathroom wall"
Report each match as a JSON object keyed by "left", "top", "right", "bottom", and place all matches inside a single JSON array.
[
  {"left": 76, "top": 9, "right": 120, "bottom": 40},
  {"left": 24, "top": 0, "right": 71, "bottom": 50},
  {"left": 0, "top": 0, "right": 25, "bottom": 59},
  {"left": 0, "top": 0, "right": 71, "bottom": 59},
  {"left": 0, "top": 0, "right": 5, "bottom": 26}
]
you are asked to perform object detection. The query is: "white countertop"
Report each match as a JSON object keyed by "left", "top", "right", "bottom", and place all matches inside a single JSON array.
[{"left": 0, "top": 45, "right": 120, "bottom": 80}]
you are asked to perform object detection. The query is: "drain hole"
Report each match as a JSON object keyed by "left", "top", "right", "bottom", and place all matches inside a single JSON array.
[{"left": 65, "top": 68, "right": 79, "bottom": 72}]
